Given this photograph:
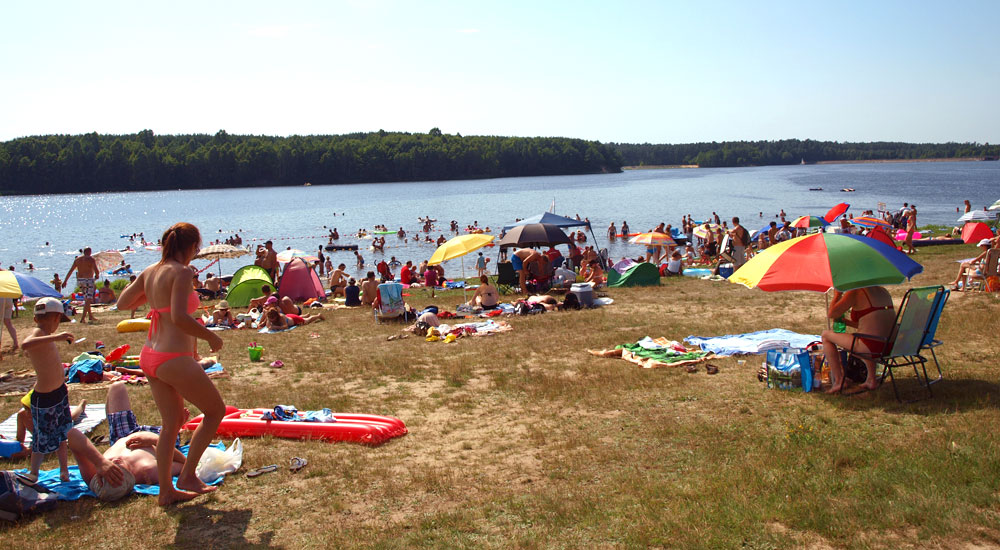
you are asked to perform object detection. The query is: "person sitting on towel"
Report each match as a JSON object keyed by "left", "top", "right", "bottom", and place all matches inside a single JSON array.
[{"left": 466, "top": 275, "right": 499, "bottom": 309}]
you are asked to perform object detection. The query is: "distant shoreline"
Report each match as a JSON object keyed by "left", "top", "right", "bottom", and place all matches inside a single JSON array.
[{"left": 623, "top": 157, "right": 993, "bottom": 170}]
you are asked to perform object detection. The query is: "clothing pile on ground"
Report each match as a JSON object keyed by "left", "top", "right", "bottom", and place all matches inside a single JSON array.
[{"left": 588, "top": 337, "right": 714, "bottom": 369}]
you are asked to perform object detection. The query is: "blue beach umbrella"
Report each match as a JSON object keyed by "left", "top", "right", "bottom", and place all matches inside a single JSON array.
[{"left": 0, "top": 271, "right": 62, "bottom": 299}]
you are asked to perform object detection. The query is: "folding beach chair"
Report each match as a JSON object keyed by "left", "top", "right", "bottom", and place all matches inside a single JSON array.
[
  {"left": 966, "top": 249, "right": 1000, "bottom": 292},
  {"left": 919, "top": 287, "right": 949, "bottom": 386},
  {"left": 373, "top": 282, "right": 405, "bottom": 323},
  {"left": 846, "top": 286, "right": 946, "bottom": 402},
  {"left": 494, "top": 262, "right": 518, "bottom": 295}
]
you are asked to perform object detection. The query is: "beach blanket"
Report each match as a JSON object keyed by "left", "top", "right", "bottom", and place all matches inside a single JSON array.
[
  {"left": 13, "top": 442, "right": 225, "bottom": 500},
  {"left": 0, "top": 404, "right": 107, "bottom": 447},
  {"left": 258, "top": 325, "right": 297, "bottom": 334},
  {"left": 587, "top": 337, "right": 713, "bottom": 369},
  {"left": 684, "top": 329, "right": 820, "bottom": 356}
]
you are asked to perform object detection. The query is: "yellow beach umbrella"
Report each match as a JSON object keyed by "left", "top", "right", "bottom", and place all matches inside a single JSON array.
[
  {"left": 693, "top": 223, "right": 720, "bottom": 240},
  {"left": 428, "top": 234, "right": 495, "bottom": 265},
  {"left": 428, "top": 234, "right": 495, "bottom": 300}
]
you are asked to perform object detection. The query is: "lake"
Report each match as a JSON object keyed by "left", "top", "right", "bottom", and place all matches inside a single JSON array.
[{"left": 1, "top": 161, "right": 997, "bottom": 280}]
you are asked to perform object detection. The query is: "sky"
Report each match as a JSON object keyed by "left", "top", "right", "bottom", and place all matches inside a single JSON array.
[{"left": 2, "top": 0, "right": 998, "bottom": 144}]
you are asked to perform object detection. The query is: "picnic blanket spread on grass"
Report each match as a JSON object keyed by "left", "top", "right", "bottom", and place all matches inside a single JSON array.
[
  {"left": 684, "top": 329, "right": 820, "bottom": 357},
  {"left": 0, "top": 404, "right": 107, "bottom": 447},
  {"left": 588, "top": 337, "right": 714, "bottom": 369},
  {"left": 13, "top": 442, "right": 225, "bottom": 500}
]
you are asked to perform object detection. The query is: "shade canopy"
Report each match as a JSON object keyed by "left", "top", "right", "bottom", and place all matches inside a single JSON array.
[
  {"left": 961, "top": 222, "right": 994, "bottom": 244},
  {"left": 791, "top": 215, "right": 830, "bottom": 229},
  {"left": 628, "top": 232, "right": 676, "bottom": 246},
  {"left": 850, "top": 216, "right": 892, "bottom": 230},
  {"left": 958, "top": 210, "right": 999, "bottom": 223},
  {"left": 92, "top": 250, "right": 124, "bottom": 273},
  {"left": 823, "top": 203, "right": 850, "bottom": 223},
  {"left": 729, "top": 233, "right": 923, "bottom": 293},
  {"left": 0, "top": 271, "right": 62, "bottom": 299},
  {"left": 428, "top": 234, "right": 495, "bottom": 265},
  {"left": 195, "top": 244, "right": 249, "bottom": 261},
  {"left": 497, "top": 223, "right": 572, "bottom": 248},
  {"left": 503, "top": 212, "right": 591, "bottom": 231}
]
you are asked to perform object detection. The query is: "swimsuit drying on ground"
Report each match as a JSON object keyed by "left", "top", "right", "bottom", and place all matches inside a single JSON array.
[{"left": 139, "top": 290, "right": 201, "bottom": 378}]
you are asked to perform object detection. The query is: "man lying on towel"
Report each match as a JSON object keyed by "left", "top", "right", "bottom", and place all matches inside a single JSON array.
[{"left": 66, "top": 381, "right": 189, "bottom": 501}]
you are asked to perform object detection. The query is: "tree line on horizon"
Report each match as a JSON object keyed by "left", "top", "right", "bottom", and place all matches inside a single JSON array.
[
  {"left": 2, "top": 132, "right": 998, "bottom": 195},
  {"left": 0, "top": 129, "right": 622, "bottom": 195},
  {"left": 613, "top": 139, "right": 1000, "bottom": 167}
]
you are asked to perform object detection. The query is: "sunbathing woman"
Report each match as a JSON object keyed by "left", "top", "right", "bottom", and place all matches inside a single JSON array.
[
  {"left": 264, "top": 307, "right": 324, "bottom": 330},
  {"left": 821, "top": 286, "right": 895, "bottom": 394},
  {"left": 116, "top": 222, "right": 225, "bottom": 506},
  {"left": 466, "top": 275, "right": 499, "bottom": 309}
]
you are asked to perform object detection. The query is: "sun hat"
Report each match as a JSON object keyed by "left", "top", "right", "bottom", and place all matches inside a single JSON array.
[
  {"left": 34, "top": 297, "right": 70, "bottom": 321},
  {"left": 265, "top": 296, "right": 278, "bottom": 305},
  {"left": 88, "top": 468, "right": 135, "bottom": 501},
  {"left": 978, "top": 239, "right": 992, "bottom": 247},
  {"left": 215, "top": 300, "right": 230, "bottom": 311}
]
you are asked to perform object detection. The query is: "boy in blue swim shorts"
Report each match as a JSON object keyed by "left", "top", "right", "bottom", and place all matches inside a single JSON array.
[{"left": 21, "top": 297, "right": 75, "bottom": 483}]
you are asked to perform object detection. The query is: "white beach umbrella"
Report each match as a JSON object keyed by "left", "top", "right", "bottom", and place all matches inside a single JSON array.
[
  {"left": 988, "top": 199, "right": 1000, "bottom": 211},
  {"left": 957, "top": 210, "right": 999, "bottom": 223}
]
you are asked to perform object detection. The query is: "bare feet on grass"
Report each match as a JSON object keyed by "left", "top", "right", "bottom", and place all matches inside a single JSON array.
[
  {"left": 176, "top": 473, "right": 218, "bottom": 495},
  {"left": 158, "top": 487, "right": 201, "bottom": 506}
]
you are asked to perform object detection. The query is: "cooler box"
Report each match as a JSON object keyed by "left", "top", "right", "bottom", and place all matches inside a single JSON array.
[
  {"left": 570, "top": 282, "right": 595, "bottom": 307},
  {"left": 718, "top": 263, "right": 734, "bottom": 279}
]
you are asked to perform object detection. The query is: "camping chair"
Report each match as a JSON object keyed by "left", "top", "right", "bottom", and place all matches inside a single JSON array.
[
  {"left": 919, "top": 287, "right": 950, "bottom": 386},
  {"left": 494, "top": 262, "right": 518, "bottom": 295},
  {"left": 845, "top": 285, "right": 946, "bottom": 402},
  {"left": 373, "top": 282, "right": 405, "bottom": 323},
  {"left": 966, "top": 248, "right": 1000, "bottom": 292}
]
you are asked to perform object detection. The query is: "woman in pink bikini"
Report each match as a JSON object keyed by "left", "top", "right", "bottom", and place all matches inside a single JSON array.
[
  {"left": 821, "top": 286, "right": 896, "bottom": 395},
  {"left": 117, "top": 222, "right": 225, "bottom": 506}
]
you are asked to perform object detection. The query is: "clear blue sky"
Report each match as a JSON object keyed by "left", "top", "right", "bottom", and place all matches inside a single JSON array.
[{"left": 2, "top": 0, "right": 998, "bottom": 144}]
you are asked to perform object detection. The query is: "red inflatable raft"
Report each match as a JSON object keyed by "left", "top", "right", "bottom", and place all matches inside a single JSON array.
[{"left": 183, "top": 407, "right": 407, "bottom": 446}]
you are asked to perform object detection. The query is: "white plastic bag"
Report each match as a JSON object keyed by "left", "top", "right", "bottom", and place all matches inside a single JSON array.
[{"left": 195, "top": 438, "right": 243, "bottom": 483}]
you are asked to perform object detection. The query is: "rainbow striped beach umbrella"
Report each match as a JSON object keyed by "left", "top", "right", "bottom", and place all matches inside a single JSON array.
[
  {"left": 729, "top": 233, "right": 923, "bottom": 293},
  {"left": 790, "top": 215, "right": 830, "bottom": 230},
  {"left": 849, "top": 216, "right": 892, "bottom": 230}
]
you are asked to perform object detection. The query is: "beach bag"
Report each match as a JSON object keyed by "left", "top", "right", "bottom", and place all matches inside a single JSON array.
[
  {"left": 766, "top": 347, "right": 813, "bottom": 392},
  {"left": 66, "top": 357, "right": 105, "bottom": 384},
  {"left": 0, "top": 471, "right": 59, "bottom": 521}
]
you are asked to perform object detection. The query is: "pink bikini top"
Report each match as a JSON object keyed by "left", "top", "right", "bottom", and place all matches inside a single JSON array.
[{"left": 148, "top": 291, "right": 201, "bottom": 334}]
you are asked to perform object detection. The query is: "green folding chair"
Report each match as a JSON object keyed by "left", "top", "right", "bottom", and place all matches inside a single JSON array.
[{"left": 847, "top": 286, "right": 945, "bottom": 402}]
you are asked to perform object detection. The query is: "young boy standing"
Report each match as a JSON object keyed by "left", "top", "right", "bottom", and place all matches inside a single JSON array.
[{"left": 21, "top": 297, "right": 75, "bottom": 482}]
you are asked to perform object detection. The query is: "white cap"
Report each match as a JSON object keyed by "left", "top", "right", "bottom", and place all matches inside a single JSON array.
[
  {"left": 978, "top": 238, "right": 992, "bottom": 247},
  {"left": 33, "top": 297, "right": 70, "bottom": 321}
]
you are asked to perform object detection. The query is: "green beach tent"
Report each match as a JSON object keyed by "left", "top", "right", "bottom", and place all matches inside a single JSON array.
[
  {"left": 225, "top": 265, "right": 274, "bottom": 307},
  {"left": 607, "top": 262, "right": 660, "bottom": 288}
]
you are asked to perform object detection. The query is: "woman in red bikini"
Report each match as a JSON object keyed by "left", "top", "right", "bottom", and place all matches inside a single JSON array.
[
  {"left": 821, "top": 286, "right": 896, "bottom": 395},
  {"left": 117, "top": 222, "right": 226, "bottom": 506}
]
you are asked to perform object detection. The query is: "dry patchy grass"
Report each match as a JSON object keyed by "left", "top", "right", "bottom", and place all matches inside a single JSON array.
[{"left": 1, "top": 243, "right": 999, "bottom": 549}]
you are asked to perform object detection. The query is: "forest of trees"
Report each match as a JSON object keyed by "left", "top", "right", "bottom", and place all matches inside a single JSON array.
[
  {"left": 0, "top": 129, "right": 622, "bottom": 195},
  {"left": 613, "top": 139, "right": 1000, "bottom": 168},
  {"left": 3, "top": 132, "right": 998, "bottom": 196}
]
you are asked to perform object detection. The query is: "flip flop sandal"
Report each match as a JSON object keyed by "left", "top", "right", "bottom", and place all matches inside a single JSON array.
[
  {"left": 90, "top": 434, "right": 110, "bottom": 446},
  {"left": 684, "top": 364, "right": 698, "bottom": 373},
  {"left": 706, "top": 364, "right": 719, "bottom": 375},
  {"left": 246, "top": 464, "right": 278, "bottom": 478},
  {"left": 15, "top": 473, "right": 52, "bottom": 492},
  {"left": 290, "top": 457, "right": 308, "bottom": 473},
  {"left": 269, "top": 360, "right": 284, "bottom": 368}
]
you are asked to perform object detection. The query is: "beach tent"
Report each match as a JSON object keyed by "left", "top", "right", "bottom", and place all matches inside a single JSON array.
[
  {"left": 277, "top": 258, "right": 325, "bottom": 302},
  {"left": 225, "top": 265, "right": 274, "bottom": 308},
  {"left": 607, "top": 262, "right": 660, "bottom": 288},
  {"left": 502, "top": 212, "right": 591, "bottom": 231}
]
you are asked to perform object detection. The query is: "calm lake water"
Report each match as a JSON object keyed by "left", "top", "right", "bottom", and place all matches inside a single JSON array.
[{"left": 2, "top": 161, "right": 998, "bottom": 280}]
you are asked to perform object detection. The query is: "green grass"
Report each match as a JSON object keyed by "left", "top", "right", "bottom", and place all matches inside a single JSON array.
[{"left": 1, "top": 242, "right": 999, "bottom": 548}]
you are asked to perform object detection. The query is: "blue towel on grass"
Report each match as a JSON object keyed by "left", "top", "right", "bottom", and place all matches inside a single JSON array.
[
  {"left": 685, "top": 329, "right": 820, "bottom": 356},
  {"left": 14, "top": 442, "right": 225, "bottom": 500}
]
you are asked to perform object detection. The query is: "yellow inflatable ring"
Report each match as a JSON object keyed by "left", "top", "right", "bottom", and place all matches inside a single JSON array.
[{"left": 116, "top": 319, "right": 151, "bottom": 333}]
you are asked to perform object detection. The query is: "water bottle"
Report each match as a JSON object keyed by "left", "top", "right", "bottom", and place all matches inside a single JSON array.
[{"left": 833, "top": 315, "right": 846, "bottom": 333}]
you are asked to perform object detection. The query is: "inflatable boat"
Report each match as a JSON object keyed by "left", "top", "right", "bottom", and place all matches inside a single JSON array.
[{"left": 182, "top": 407, "right": 408, "bottom": 446}]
